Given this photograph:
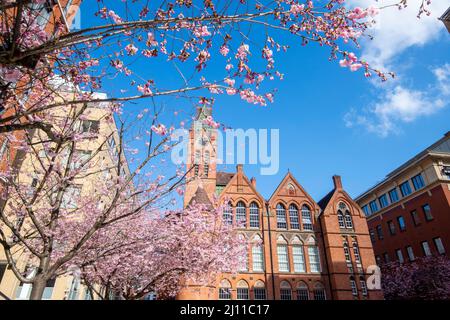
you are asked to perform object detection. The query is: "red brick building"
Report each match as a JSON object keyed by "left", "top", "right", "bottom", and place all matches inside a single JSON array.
[
  {"left": 355, "top": 132, "right": 450, "bottom": 265},
  {"left": 178, "top": 108, "right": 383, "bottom": 300}
]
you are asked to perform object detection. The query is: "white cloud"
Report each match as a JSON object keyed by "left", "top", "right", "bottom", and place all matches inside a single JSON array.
[
  {"left": 345, "top": 68, "right": 449, "bottom": 137},
  {"left": 344, "top": 1, "right": 449, "bottom": 137},
  {"left": 348, "top": 0, "right": 448, "bottom": 70}
]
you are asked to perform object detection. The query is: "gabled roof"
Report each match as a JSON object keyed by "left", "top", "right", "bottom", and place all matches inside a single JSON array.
[
  {"left": 216, "top": 171, "right": 235, "bottom": 186},
  {"left": 268, "top": 171, "right": 318, "bottom": 208},
  {"left": 188, "top": 186, "right": 213, "bottom": 209},
  {"left": 317, "top": 189, "right": 335, "bottom": 211}
]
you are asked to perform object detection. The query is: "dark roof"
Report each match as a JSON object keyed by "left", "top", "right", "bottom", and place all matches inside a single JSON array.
[
  {"left": 317, "top": 189, "right": 335, "bottom": 211},
  {"left": 216, "top": 171, "right": 234, "bottom": 186},
  {"left": 188, "top": 187, "right": 213, "bottom": 209}
]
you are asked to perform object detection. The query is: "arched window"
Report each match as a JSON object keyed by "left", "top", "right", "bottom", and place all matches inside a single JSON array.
[
  {"left": 360, "top": 276, "right": 368, "bottom": 296},
  {"left": 223, "top": 202, "right": 233, "bottom": 225},
  {"left": 313, "top": 283, "right": 326, "bottom": 300},
  {"left": 289, "top": 204, "right": 300, "bottom": 229},
  {"left": 277, "top": 236, "right": 289, "bottom": 272},
  {"left": 249, "top": 202, "right": 260, "bottom": 228},
  {"left": 236, "top": 201, "right": 246, "bottom": 226},
  {"left": 253, "top": 280, "right": 266, "bottom": 300},
  {"left": 252, "top": 235, "right": 264, "bottom": 272},
  {"left": 203, "top": 150, "right": 210, "bottom": 176},
  {"left": 218, "top": 280, "right": 232, "bottom": 300},
  {"left": 236, "top": 280, "right": 249, "bottom": 300},
  {"left": 352, "top": 240, "right": 361, "bottom": 264},
  {"left": 276, "top": 203, "right": 287, "bottom": 229},
  {"left": 337, "top": 210, "right": 345, "bottom": 228},
  {"left": 280, "top": 281, "right": 292, "bottom": 300},
  {"left": 301, "top": 205, "right": 313, "bottom": 230},
  {"left": 296, "top": 282, "right": 309, "bottom": 301},
  {"left": 338, "top": 203, "right": 353, "bottom": 229},
  {"left": 350, "top": 276, "right": 358, "bottom": 296}
]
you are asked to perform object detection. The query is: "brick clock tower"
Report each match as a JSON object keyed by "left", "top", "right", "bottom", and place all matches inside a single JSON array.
[{"left": 179, "top": 109, "right": 383, "bottom": 300}]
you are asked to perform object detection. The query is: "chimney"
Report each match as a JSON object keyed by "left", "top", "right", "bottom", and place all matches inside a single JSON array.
[
  {"left": 236, "top": 164, "right": 243, "bottom": 173},
  {"left": 251, "top": 177, "right": 256, "bottom": 188},
  {"left": 333, "top": 175, "right": 343, "bottom": 190}
]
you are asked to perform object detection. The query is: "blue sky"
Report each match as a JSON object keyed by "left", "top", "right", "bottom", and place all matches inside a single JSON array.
[{"left": 79, "top": 1, "right": 450, "bottom": 202}]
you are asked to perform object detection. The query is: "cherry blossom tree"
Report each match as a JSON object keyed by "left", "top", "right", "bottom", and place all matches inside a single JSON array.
[
  {"left": 381, "top": 256, "right": 450, "bottom": 300},
  {"left": 77, "top": 204, "right": 245, "bottom": 300},
  {"left": 0, "top": 0, "right": 434, "bottom": 134}
]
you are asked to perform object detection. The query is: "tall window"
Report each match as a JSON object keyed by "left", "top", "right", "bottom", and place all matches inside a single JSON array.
[
  {"left": 411, "top": 174, "right": 425, "bottom": 190},
  {"left": 203, "top": 151, "right": 210, "bottom": 176},
  {"left": 400, "top": 181, "right": 412, "bottom": 197},
  {"left": 236, "top": 281, "right": 249, "bottom": 300},
  {"left": 406, "top": 246, "right": 415, "bottom": 261},
  {"left": 194, "top": 150, "right": 200, "bottom": 176},
  {"left": 376, "top": 225, "right": 384, "bottom": 240},
  {"left": 252, "top": 244, "right": 264, "bottom": 272},
  {"left": 249, "top": 202, "right": 260, "bottom": 228},
  {"left": 292, "top": 245, "right": 306, "bottom": 272},
  {"left": 343, "top": 242, "right": 351, "bottom": 263},
  {"left": 362, "top": 205, "right": 370, "bottom": 216},
  {"left": 422, "top": 204, "right": 433, "bottom": 221},
  {"left": 360, "top": 277, "right": 368, "bottom": 296},
  {"left": 388, "top": 221, "right": 396, "bottom": 235},
  {"left": 296, "top": 282, "right": 309, "bottom": 300},
  {"left": 276, "top": 204, "right": 287, "bottom": 229},
  {"left": 396, "top": 249, "right": 404, "bottom": 263},
  {"left": 253, "top": 281, "right": 266, "bottom": 300},
  {"left": 218, "top": 280, "right": 232, "bottom": 300},
  {"left": 344, "top": 211, "right": 353, "bottom": 229},
  {"left": 350, "top": 277, "right": 358, "bottom": 296},
  {"left": 277, "top": 243, "right": 289, "bottom": 272},
  {"left": 236, "top": 201, "right": 246, "bottom": 227},
  {"left": 308, "top": 246, "right": 321, "bottom": 272},
  {"left": 421, "top": 241, "right": 432, "bottom": 256},
  {"left": 433, "top": 237, "right": 446, "bottom": 255},
  {"left": 301, "top": 205, "right": 313, "bottom": 230},
  {"left": 313, "top": 283, "right": 326, "bottom": 300},
  {"left": 411, "top": 210, "right": 421, "bottom": 226},
  {"left": 289, "top": 204, "right": 300, "bottom": 229},
  {"left": 352, "top": 240, "right": 361, "bottom": 264},
  {"left": 337, "top": 210, "right": 345, "bottom": 228},
  {"left": 397, "top": 216, "right": 406, "bottom": 231},
  {"left": 280, "top": 281, "right": 292, "bottom": 300},
  {"left": 223, "top": 202, "right": 233, "bottom": 225}
]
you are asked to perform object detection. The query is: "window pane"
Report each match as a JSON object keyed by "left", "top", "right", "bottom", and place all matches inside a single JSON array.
[
  {"left": 218, "top": 288, "right": 231, "bottom": 300},
  {"left": 308, "top": 246, "right": 320, "bottom": 272},
  {"left": 406, "top": 246, "right": 415, "bottom": 261},
  {"left": 296, "top": 288, "right": 309, "bottom": 300},
  {"left": 237, "top": 288, "right": 249, "bottom": 300},
  {"left": 289, "top": 204, "right": 299, "bottom": 229},
  {"left": 378, "top": 194, "right": 389, "bottom": 208},
  {"left": 400, "top": 181, "right": 412, "bottom": 197},
  {"left": 412, "top": 174, "right": 425, "bottom": 190},
  {"left": 434, "top": 238, "right": 446, "bottom": 255},
  {"left": 362, "top": 205, "right": 370, "bottom": 216},
  {"left": 249, "top": 203, "right": 259, "bottom": 228},
  {"left": 223, "top": 204, "right": 233, "bottom": 225},
  {"left": 254, "top": 288, "right": 266, "bottom": 300},
  {"left": 292, "top": 246, "right": 305, "bottom": 272},
  {"left": 277, "top": 245, "right": 289, "bottom": 272},
  {"left": 236, "top": 202, "right": 246, "bottom": 226},
  {"left": 388, "top": 221, "right": 396, "bottom": 235},
  {"left": 280, "top": 289, "right": 292, "bottom": 300},
  {"left": 369, "top": 200, "right": 379, "bottom": 213},
  {"left": 350, "top": 279, "right": 358, "bottom": 296},
  {"left": 301, "top": 205, "right": 313, "bottom": 230},
  {"left": 422, "top": 204, "right": 433, "bottom": 221},
  {"left": 411, "top": 210, "right": 420, "bottom": 226},
  {"left": 314, "top": 288, "right": 326, "bottom": 300},
  {"left": 276, "top": 204, "right": 287, "bottom": 229},
  {"left": 397, "top": 216, "right": 406, "bottom": 231},
  {"left": 252, "top": 245, "right": 264, "bottom": 272},
  {"left": 389, "top": 188, "right": 399, "bottom": 203},
  {"left": 376, "top": 225, "right": 384, "bottom": 240},
  {"left": 396, "top": 249, "right": 404, "bottom": 263},
  {"left": 421, "top": 241, "right": 432, "bottom": 256}
]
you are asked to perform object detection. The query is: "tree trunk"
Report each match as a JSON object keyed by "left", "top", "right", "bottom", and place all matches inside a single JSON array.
[{"left": 29, "top": 277, "right": 47, "bottom": 300}]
